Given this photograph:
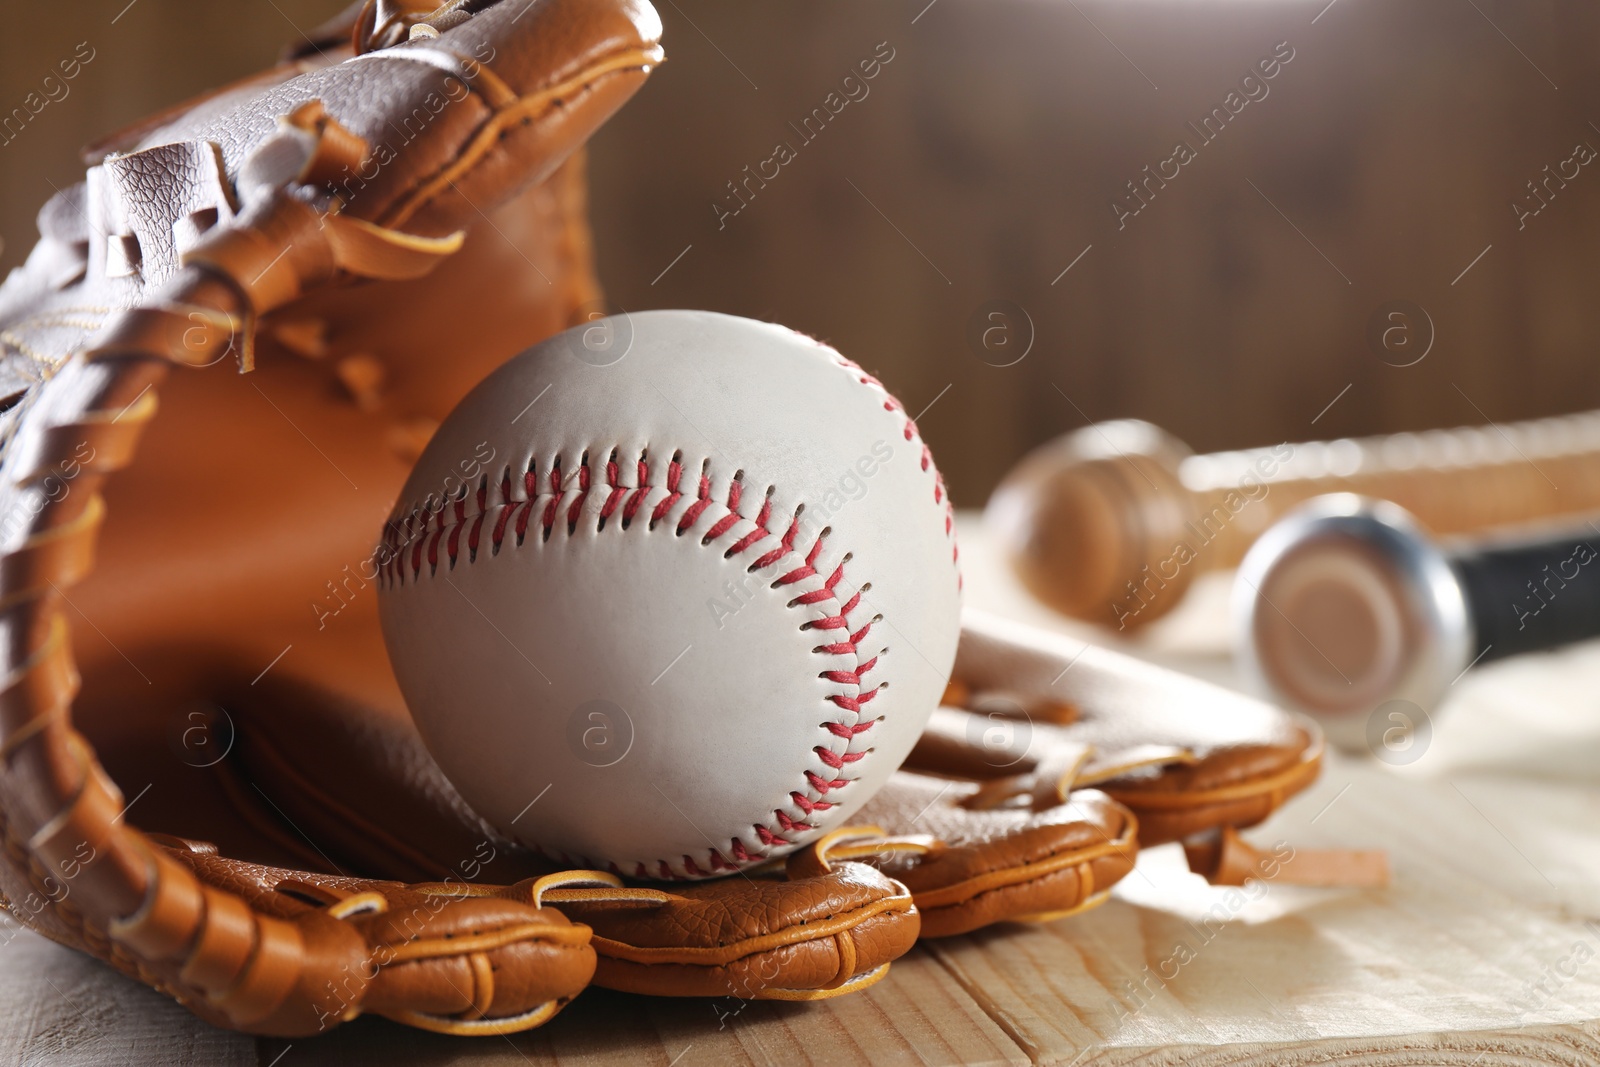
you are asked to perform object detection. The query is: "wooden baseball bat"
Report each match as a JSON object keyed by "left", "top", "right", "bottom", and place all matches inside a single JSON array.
[{"left": 985, "top": 411, "right": 1600, "bottom": 631}]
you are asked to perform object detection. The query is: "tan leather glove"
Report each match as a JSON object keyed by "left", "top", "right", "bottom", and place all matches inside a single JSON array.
[
  {"left": 843, "top": 775, "right": 1136, "bottom": 937},
  {"left": 0, "top": 0, "right": 665, "bottom": 1037},
  {"left": 206, "top": 654, "right": 1135, "bottom": 956},
  {"left": 935, "top": 611, "right": 1323, "bottom": 848}
]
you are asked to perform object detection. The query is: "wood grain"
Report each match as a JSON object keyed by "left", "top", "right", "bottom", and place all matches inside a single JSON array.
[
  {"left": 921, "top": 759, "right": 1600, "bottom": 1064},
  {"left": 253, "top": 951, "right": 1029, "bottom": 1067},
  {"left": 0, "top": 921, "right": 254, "bottom": 1067}
]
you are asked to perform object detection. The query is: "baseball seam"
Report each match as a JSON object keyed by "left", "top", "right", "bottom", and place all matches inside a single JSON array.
[
  {"left": 379, "top": 351, "right": 958, "bottom": 879},
  {"left": 837, "top": 355, "right": 961, "bottom": 579}
]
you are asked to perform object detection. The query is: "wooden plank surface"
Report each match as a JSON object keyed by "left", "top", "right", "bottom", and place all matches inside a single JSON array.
[
  {"left": 922, "top": 760, "right": 1600, "bottom": 1063},
  {"left": 0, "top": 920, "right": 256, "bottom": 1067},
  {"left": 5, "top": 515, "right": 1600, "bottom": 1064},
  {"left": 256, "top": 951, "right": 1028, "bottom": 1067}
]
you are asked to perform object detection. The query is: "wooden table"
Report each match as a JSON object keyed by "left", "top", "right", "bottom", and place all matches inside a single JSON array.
[{"left": 8, "top": 516, "right": 1600, "bottom": 1065}]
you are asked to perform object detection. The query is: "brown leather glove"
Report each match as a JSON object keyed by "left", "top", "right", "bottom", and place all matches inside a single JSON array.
[
  {"left": 843, "top": 775, "right": 1137, "bottom": 937},
  {"left": 0, "top": 0, "right": 665, "bottom": 1037}
]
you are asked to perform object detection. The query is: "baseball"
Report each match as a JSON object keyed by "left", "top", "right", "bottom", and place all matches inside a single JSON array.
[{"left": 377, "top": 310, "right": 961, "bottom": 879}]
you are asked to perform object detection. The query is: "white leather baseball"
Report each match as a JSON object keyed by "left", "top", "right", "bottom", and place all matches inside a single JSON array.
[{"left": 377, "top": 310, "right": 960, "bottom": 879}]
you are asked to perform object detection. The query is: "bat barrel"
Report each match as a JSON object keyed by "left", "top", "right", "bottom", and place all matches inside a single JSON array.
[
  {"left": 1235, "top": 494, "right": 1600, "bottom": 747},
  {"left": 985, "top": 420, "right": 1197, "bottom": 630}
]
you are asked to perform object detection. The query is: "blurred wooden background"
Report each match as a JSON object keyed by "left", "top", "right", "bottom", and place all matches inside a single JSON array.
[{"left": 4, "top": 1, "right": 1600, "bottom": 505}]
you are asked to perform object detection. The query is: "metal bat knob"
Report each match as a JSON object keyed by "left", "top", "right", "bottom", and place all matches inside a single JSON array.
[
  {"left": 1233, "top": 494, "right": 1600, "bottom": 746},
  {"left": 986, "top": 410, "right": 1600, "bottom": 631}
]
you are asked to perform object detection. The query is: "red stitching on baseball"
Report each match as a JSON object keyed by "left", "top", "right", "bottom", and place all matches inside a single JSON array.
[
  {"left": 379, "top": 348, "right": 957, "bottom": 878},
  {"left": 836, "top": 353, "right": 961, "bottom": 583}
]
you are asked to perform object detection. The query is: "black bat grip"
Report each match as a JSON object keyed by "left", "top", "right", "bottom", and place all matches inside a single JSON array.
[{"left": 1449, "top": 527, "right": 1600, "bottom": 664}]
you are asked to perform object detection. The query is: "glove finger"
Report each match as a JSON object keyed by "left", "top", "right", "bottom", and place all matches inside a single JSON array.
[
  {"left": 152, "top": 837, "right": 596, "bottom": 1036},
  {"left": 943, "top": 610, "right": 1322, "bottom": 845},
  {"left": 824, "top": 772, "right": 1138, "bottom": 938},
  {"left": 547, "top": 863, "right": 919, "bottom": 1000}
]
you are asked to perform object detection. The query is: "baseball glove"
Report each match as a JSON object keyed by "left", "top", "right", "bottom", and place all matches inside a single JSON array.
[{"left": 0, "top": 0, "right": 681, "bottom": 1037}]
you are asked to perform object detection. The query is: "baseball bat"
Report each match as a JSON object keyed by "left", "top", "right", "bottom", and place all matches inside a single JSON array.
[
  {"left": 985, "top": 410, "right": 1600, "bottom": 631},
  {"left": 1232, "top": 494, "right": 1600, "bottom": 746}
]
